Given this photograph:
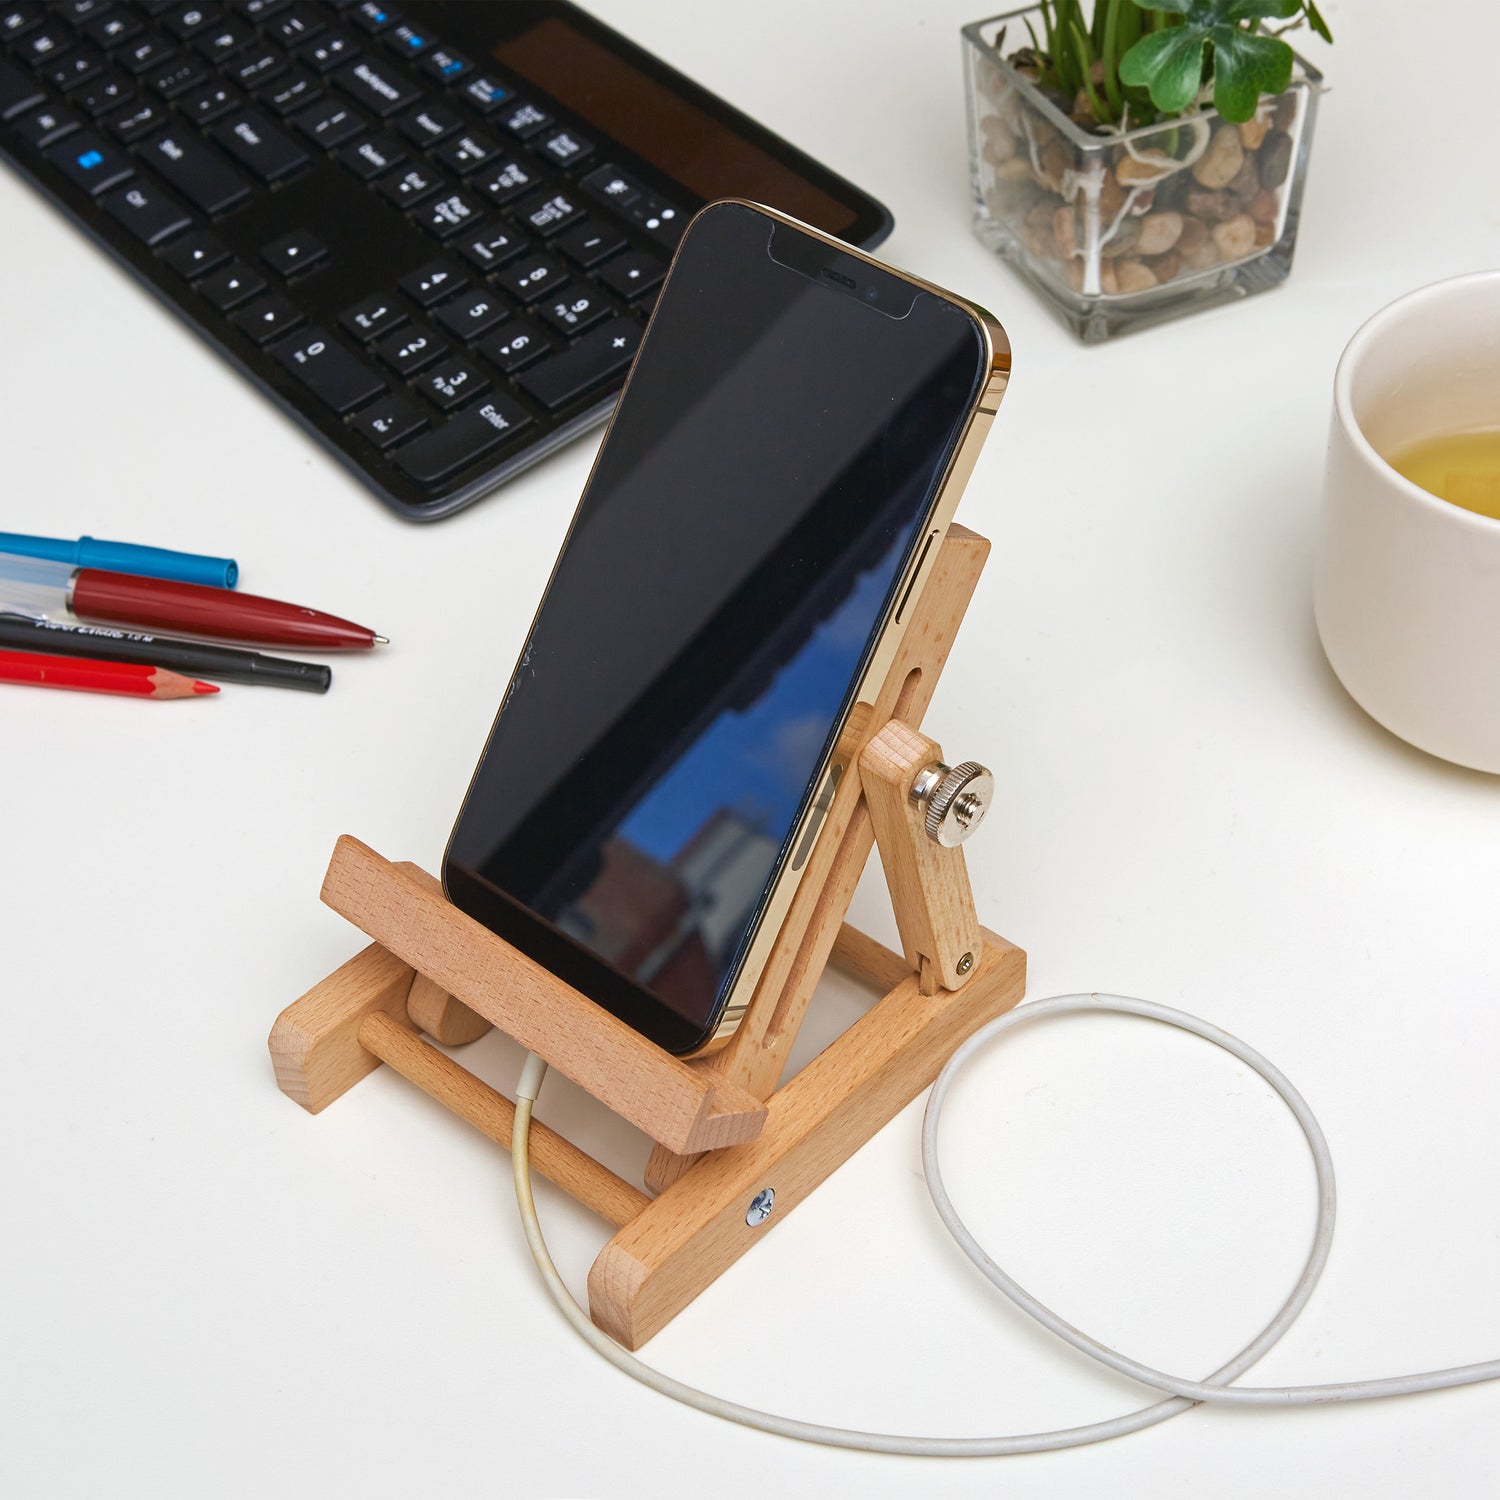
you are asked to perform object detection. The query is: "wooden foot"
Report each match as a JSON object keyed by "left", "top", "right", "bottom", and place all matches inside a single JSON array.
[
  {"left": 268, "top": 941, "right": 416, "bottom": 1113},
  {"left": 589, "top": 932, "right": 1026, "bottom": 1350}
]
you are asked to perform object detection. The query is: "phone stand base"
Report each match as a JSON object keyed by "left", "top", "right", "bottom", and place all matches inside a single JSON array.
[{"left": 267, "top": 525, "right": 1026, "bottom": 1349}]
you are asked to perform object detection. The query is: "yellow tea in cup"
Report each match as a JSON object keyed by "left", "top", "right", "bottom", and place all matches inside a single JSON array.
[{"left": 1386, "top": 429, "right": 1500, "bottom": 520}]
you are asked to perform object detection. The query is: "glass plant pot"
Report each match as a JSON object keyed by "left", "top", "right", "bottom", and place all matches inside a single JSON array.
[{"left": 963, "top": 8, "right": 1322, "bottom": 342}]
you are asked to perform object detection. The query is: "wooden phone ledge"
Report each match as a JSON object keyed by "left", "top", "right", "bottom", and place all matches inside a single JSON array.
[{"left": 267, "top": 526, "right": 1026, "bottom": 1349}]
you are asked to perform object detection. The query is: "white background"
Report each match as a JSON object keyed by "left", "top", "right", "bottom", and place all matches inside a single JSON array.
[{"left": 3, "top": 1, "right": 1498, "bottom": 1495}]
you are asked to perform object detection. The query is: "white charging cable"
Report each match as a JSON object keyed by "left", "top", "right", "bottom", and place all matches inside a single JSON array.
[{"left": 510, "top": 993, "right": 1500, "bottom": 1455}]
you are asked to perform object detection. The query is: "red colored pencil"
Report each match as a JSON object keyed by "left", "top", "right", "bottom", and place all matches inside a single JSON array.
[{"left": 0, "top": 648, "right": 218, "bottom": 700}]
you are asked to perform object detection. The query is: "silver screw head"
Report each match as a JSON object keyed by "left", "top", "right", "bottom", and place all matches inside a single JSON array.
[
  {"left": 921, "top": 762, "right": 994, "bottom": 847},
  {"left": 746, "top": 1188, "right": 776, "bottom": 1226}
]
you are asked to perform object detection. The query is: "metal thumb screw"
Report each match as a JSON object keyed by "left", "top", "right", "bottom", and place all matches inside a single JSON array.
[{"left": 909, "top": 760, "right": 994, "bottom": 847}]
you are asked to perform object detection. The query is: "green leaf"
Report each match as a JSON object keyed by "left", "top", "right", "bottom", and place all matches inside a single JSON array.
[
  {"left": 1133, "top": 0, "right": 1196, "bottom": 13},
  {"left": 1220, "top": 0, "right": 1300, "bottom": 20},
  {"left": 1119, "top": 25, "right": 1207, "bottom": 114},
  {"left": 1302, "top": 1, "right": 1334, "bottom": 43},
  {"left": 1208, "top": 25, "right": 1294, "bottom": 120}
]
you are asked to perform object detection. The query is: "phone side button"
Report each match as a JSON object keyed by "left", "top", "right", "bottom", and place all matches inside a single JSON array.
[{"left": 790, "top": 764, "right": 844, "bottom": 872}]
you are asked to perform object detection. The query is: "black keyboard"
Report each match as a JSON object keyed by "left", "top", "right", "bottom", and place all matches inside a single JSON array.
[{"left": 0, "top": 2, "right": 890, "bottom": 520}]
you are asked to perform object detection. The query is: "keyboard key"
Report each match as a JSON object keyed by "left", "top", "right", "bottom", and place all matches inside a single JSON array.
[
  {"left": 581, "top": 163, "right": 641, "bottom": 209},
  {"left": 377, "top": 161, "right": 439, "bottom": 209},
  {"left": 102, "top": 179, "right": 192, "bottom": 245},
  {"left": 350, "top": 2, "right": 393, "bottom": 34},
  {"left": 517, "top": 317, "right": 641, "bottom": 410},
  {"left": 556, "top": 217, "right": 626, "bottom": 269},
  {"left": 474, "top": 155, "right": 535, "bottom": 205},
  {"left": 154, "top": 60, "right": 211, "bottom": 102},
  {"left": 71, "top": 71, "right": 134, "bottom": 119},
  {"left": 269, "top": 6, "right": 323, "bottom": 47},
  {"left": 140, "top": 128, "right": 250, "bottom": 214},
  {"left": 231, "top": 291, "right": 303, "bottom": 344},
  {"left": 212, "top": 109, "right": 307, "bottom": 181},
  {"left": 14, "top": 103, "right": 77, "bottom": 146},
  {"left": 398, "top": 99, "right": 460, "bottom": 146},
  {"left": 500, "top": 100, "right": 549, "bottom": 139},
  {"left": 161, "top": 229, "right": 229, "bottom": 278},
  {"left": 515, "top": 189, "right": 582, "bottom": 237},
  {"left": 416, "top": 190, "right": 480, "bottom": 240},
  {"left": 336, "top": 130, "right": 402, "bottom": 179},
  {"left": 261, "top": 227, "right": 326, "bottom": 278},
  {"left": 198, "top": 257, "right": 264, "bottom": 308},
  {"left": 0, "top": 54, "right": 45, "bottom": 120},
  {"left": 340, "top": 292, "right": 403, "bottom": 341},
  {"left": 350, "top": 392, "right": 425, "bottom": 448},
  {"left": 539, "top": 287, "right": 610, "bottom": 338},
  {"left": 383, "top": 22, "right": 427, "bottom": 58},
  {"left": 597, "top": 248, "right": 665, "bottom": 300},
  {"left": 20, "top": 25, "right": 71, "bottom": 68},
  {"left": 434, "top": 287, "right": 507, "bottom": 340},
  {"left": 258, "top": 69, "right": 320, "bottom": 116},
  {"left": 272, "top": 326, "right": 385, "bottom": 413},
  {"left": 419, "top": 47, "right": 469, "bottom": 85},
  {"left": 0, "top": 5, "right": 43, "bottom": 46},
  {"left": 498, "top": 253, "right": 567, "bottom": 305},
  {"left": 115, "top": 35, "right": 176, "bottom": 77},
  {"left": 477, "top": 317, "right": 550, "bottom": 373},
  {"left": 415, "top": 356, "right": 487, "bottom": 411},
  {"left": 397, "top": 258, "right": 463, "bottom": 307},
  {"left": 298, "top": 31, "right": 357, "bottom": 73},
  {"left": 459, "top": 73, "right": 509, "bottom": 113},
  {"left": 375, "top": 322, "right": 445, "bottom": 375},
  {"left": 44, "top": 131, "right": 133, "bottom": 193},
  {"left": 46, "top": 49, "right": 102, "bottom": 92},
  {"left": 540, "top": 128, "right": 591, "bottom": 168},
  {"left": 191, "top": 21, "right": 248, "bottom": 63},
  {"left": 333, "top": 55, "right": 416, "bottom": 117},
  {"left": 180, "top": 79, "right": 237, "bottom": 123},
  {"left": 229, "top": 47, "right": 285, "bottom": 88},
  {"left": 105, "top": 97, "right": 167, "bottom": 141},
  {"left": 454, "top": 221, "right": 526, "bottom": 273},
  {"left": 85, "top": 11, "right": 143, "bottom": 48},
  {"left": 433, "top": 128, "right": 497, "bottom": 175},
  {"left": 165, "top": 5, "right": 220, "bottom": 41},
  {"left": 391, "top": 395, "right": 531, "bottom": 485},
  {"left": 233, "top": 0, "right": 291, "bottom": 19},
  {"left": 291, "top": 96, "right": 362, "bottom": 147}
]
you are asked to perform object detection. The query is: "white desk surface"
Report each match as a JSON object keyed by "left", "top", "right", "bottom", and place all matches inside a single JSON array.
[{"left": 4, "top": 2, "right": 1497, "bottom": 1495}]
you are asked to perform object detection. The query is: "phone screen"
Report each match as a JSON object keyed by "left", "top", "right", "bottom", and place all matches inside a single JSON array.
[{"left": 445, "top": 203, "right": 987, "bottom": 1052}]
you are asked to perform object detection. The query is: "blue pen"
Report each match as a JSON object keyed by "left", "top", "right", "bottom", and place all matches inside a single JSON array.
[{"left": 0, "top": 532, "right": 238, "bottom": 589}]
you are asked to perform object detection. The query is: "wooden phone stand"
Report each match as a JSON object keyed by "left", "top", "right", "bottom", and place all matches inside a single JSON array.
[{"left": 268, "top": 524, "right": 1026, "bottom": 1349}]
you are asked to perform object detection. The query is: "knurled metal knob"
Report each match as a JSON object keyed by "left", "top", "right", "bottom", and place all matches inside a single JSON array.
[{"left": 908, "top": 760, "right": 994, "bottom": 847}]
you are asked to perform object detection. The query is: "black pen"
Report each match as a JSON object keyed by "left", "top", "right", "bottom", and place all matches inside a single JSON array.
[{"left": 0, "top": 613, "right": 332, "bottom": 693}]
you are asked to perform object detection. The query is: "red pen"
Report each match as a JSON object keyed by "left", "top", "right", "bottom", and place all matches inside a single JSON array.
[{"left": 0, "top": 552, "right": 386, "bottom": 651}]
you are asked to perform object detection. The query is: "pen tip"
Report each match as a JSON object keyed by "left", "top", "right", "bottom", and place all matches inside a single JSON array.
[
  {"left": 373, "top": 635, "right": 390, "bottom": 645},
  {"left": 193, "top": 680, "right": 220, "bottom": 695}
]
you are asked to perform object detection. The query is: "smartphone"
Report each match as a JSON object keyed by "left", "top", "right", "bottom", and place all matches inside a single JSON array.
[{"left": 443, "top": 201, "right": 1010, "bottom": 1055}]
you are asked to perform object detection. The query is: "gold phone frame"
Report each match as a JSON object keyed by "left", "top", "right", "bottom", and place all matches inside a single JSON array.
[{"left": 445, "top": 198, "right": 1011, "bottom": 1056}]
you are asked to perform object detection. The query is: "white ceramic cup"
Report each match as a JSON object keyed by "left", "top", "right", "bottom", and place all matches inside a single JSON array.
[{"left": 1314, "top": 270, "right": 1500, "bottom": 772}]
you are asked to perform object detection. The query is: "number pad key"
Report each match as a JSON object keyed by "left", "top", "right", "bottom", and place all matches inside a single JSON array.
[
  {"left": 396, "top": 258, "right": 465, "bottom": 307},
  {"left": 272, "top": 327, "right": 386, "bottom": 415},
  {"left": 350, "top": 394, "right": 426, "bottom": 449},
  {"left": 454, "top": 221, "right": 527, "bottom": 273},
  {"left": 498, "top": 254, "right": 567, "bottom": 305},
  {"left": 375, "top": 323, "right": 446, "bottom": 376},
  {"left": 340, "top": 293, "right": 404, "bottom": 342},
  {"left": 415, "top": 356, "right": 488, "bottom": 411},
  {"left": 434, "top": 287, "right": 507, "bottom": 341},
  {"left": 477, "top": 318, "right": 551, "bottom": 374},
  {"left": 540, "top": 288, "right": 609, "bottom": 338}
]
